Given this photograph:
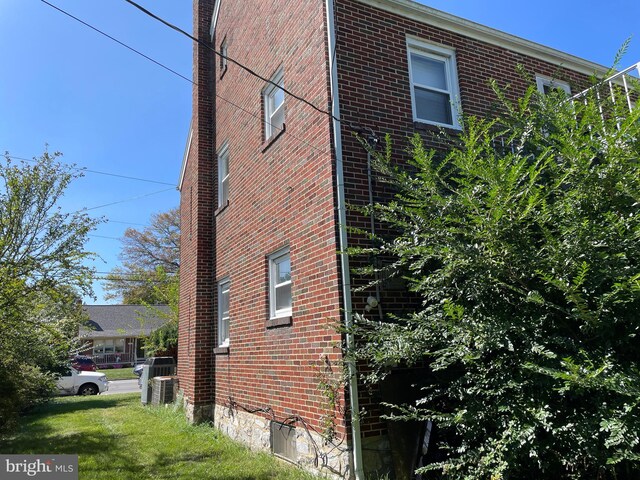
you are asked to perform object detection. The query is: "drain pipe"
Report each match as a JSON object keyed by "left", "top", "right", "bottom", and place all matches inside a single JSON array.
[
  {"left": 365, "top": 136, "right": 384, "bottom": 321},
  {"left": 324, "top": 1, "right": 364, "bottom": 479}
]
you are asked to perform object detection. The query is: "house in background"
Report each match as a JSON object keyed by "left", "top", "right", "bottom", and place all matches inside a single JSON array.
[
  {"left": 178, "top": 0, "right": 638, "bottom": 478},
  {"left": 79, "top": 305, "right": 171, "bottom": 368}
]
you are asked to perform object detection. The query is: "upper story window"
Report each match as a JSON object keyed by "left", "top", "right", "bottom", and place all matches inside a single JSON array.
[
  {"left": 220, "top": 37, "right": 228, "bottom": 77},
  {"left": 217, "top": 143, "right": 229, "bottom": 208},
  {"left": 268, "top": 247, "right": 291, "bottom": 319},
  {"left": 536, "top": 75, "right": 571, "bottom": 95},
  {"left": 407, "top": 39, "right": 461, "bottom": 129},
  {"left": 263, "top": 69, "right": 285, "bottom": 141},
  {"left": 218, "top": 278, "right": 230, "bottom": 347}
]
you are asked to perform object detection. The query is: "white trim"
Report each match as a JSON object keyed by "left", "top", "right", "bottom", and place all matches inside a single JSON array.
[
  {"left": 407, "top": 38, "right": 461, "bottom": 129},
  {"left": 268, "top": 247, "right": 292, "bottom": 319},
  {"left": 356, "top": 0, "right": 607, "bottom": 77},
  {"left": 217, "top": 142, "right": 230, "bottom": 207},
  {"left": 263, "top": 69, "right": 285, "bottom": 140},
  {"left": 210, "top": 0, "right": 222, "bottom": 40},
  {"left": 535, "top": 74, "right": 571, "bottom": 95},
  {"left": 217, "top": 277, "right": 230, "bottom": 347},
  {"left": 178, "top": 122, "right": 193, "bottom": 192}
]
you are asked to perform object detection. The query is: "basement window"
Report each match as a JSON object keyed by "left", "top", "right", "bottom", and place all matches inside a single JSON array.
[{"left": 270, "top": 421, "right": 297, "bottom": 463}]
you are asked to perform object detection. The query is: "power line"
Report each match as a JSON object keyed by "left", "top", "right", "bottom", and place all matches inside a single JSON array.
[
  {"left": 3, "top": 153, "right": 177, "bottom": 213},
  {"left": 39, "top": 0, "right": 331, "bottom": 157},
  {"left": 40, "top": 0, "right": 192, "bottom": 84},
  {"left": 95, "top": 270, "right": 176, "bottom": 276},
  {"left": 84, "top": 187, "right": 176, "bottom": 212},
  {"left": 122, "top": 0, "right": 375, "bottom": 137},
  {"left": 94, "top": 276, "right": 169, "bottom": 283},
  {"left": 122, "top": 0, "right": 347, "bottom": 127},
  {"left": 79, "top": 168, "right": 175, "bottom": 186},
  {"left": 3, "top": 154, "right": 175, "bottom": 186},
  {"left": 88, "top": 234, "right": 122, "bottom": 240},
  {"left": 107, "top": 219, "right": 148, "bottom": 227}
]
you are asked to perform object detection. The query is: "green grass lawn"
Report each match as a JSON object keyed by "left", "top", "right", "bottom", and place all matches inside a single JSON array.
[
  {"left": 98, "top": 367, "right": 137, "bottom": 381},
  {"left": 0, "top": 394, "right": 318, "bottom": 480}
]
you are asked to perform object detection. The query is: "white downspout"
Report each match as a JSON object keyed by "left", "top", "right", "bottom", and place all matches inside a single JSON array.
[{"left": 324, "top": 1, "right": 364, "bottom": 479}]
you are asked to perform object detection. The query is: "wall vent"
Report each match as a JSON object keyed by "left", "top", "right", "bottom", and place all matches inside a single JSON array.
[{"left": 270, "top": 421, "right": 297, "bottom": 462}]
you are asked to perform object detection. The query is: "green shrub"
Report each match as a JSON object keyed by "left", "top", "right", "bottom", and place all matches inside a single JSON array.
[{"left": 351, "top": 79, "right": 640, "bottom": 478}]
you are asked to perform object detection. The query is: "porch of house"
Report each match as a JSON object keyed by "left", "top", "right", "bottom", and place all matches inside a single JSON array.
[
  {"left": 91, "top": 352, "right": 139, "bottom": 368},
  {"left": 84, "top": 337, "right": 148, "bottom": 368}
]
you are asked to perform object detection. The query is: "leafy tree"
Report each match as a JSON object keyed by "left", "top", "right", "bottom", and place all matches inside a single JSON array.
[
  {"left": 0, "top": 152, "right": 98, "bottom": 430},
  {"left": 350, "top": 79, "right": 640, "bottom": 478},
  {"left": 103, "top": 207, "right": 179, "bottom": 305},
  {"left": 103, "top": 207, "right": 179, "bottom": 356},
  {"left": 139, "top": 268, "right": 178, "bottom": 357}
]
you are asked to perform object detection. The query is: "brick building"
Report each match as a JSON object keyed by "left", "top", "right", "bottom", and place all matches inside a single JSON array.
[{"left": 178, "top": 1, "right": 611, "bottom": 478}]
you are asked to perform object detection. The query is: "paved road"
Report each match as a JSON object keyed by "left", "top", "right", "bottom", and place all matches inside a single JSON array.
[{"left": 103, "top": 379, "right": 140, "bottom": 395}]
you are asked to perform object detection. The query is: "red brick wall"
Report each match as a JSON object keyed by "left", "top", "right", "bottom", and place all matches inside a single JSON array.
[
  {"left": 178, "top": 0, "right": 216, "bottom": 413},
  {"left": 186, "top": 0, "right": 349, "bottom": 436},
  {"left": 182, "top": 0, "right": 597, "bottom": 449},
  {"left": 334, "top": 0, "right": 593, "bottom": 439}
]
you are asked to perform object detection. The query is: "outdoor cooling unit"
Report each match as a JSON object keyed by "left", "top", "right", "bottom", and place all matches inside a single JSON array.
[
  {"left": 151, "top": 376, "right": 176, "bottom": 405},
  {"left": 141, "top": 356, "right": 176, "bottom": 405}
]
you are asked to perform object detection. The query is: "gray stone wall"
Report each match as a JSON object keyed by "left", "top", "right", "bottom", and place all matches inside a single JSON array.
[{"left": 213, "top": 404, "right": 352, "bottom": 479}]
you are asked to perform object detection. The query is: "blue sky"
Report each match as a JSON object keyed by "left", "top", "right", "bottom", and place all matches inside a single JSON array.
[{"left": 0, "top": 1, "right": 638, "bottom": 304}]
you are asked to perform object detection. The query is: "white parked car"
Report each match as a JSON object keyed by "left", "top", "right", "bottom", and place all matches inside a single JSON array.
[{"left": 56, "top": 368, "right": 109, "bottom": 396}]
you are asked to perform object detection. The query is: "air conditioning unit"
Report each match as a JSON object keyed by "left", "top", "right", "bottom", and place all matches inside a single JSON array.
[
  {"left": 141, "top": 357, "right": 176, "bottom": 405},
  {"left": 151, "top": 376, "right": 176, "bottom": 405}
]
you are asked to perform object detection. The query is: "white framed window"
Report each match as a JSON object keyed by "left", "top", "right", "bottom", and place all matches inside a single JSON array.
[
  {"left": 263, "top": 69, "right": 285, "bottom": 140},
  {"left": 218, "top": 278, "right": 230, "bottom": 347},
  {"left": 407, "top": 38, "right": 461, "bottom": 129},
  {"left": 268, "top": 247, "right": 291, "bottom": 319},
  {"left": 217, "top": 142, "right": 229, "bottom": 207},
  {"left": 536, "top": 75, "right": 571, "bottom": 95},
  {"left": 93, "top": 338, "right": 125, "bottom": 354}
]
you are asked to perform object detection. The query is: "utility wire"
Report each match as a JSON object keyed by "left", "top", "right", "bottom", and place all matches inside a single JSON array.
[
  {"left": 122, "top": 0, "right": 348, "bottom": 128},
  {"left": 4, "top": 153, "right": 177, "bottom": 213},
  {"left": 95, "top": 270, "right": 177, "bottom": 276},
  {"left": 94, "top": 276, "right": 168, "bottom": 283},
  {"left": 39, "top": 0, "right": 331, "bottom": 157},
  {"left": 78, "top": 168, "right": 175, "bottom": 186},
  {"left": 4, "top": 154, "right": 175, "bottom": 186},
  {"left": 88, "top": 234, "right": 122, "bottom": 240},
  {"left": 40, "top": 0, "right": 192, "bottom": 84},
  {"left": 84, "top": 187, "right": 176, "bottom": 212},
  {"left": 123, "top": 0, "right": 374, "bottom": 138},
  {"left": 5, "top": 154, "right": 172, "bottom": 243},
  {"left": 107, "top": 219, "right": 148, "bottom": 227}
]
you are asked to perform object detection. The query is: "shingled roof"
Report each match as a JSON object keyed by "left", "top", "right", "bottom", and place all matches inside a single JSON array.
[{"left": 80, "top": 305, "right": 172, "bottom": 339}]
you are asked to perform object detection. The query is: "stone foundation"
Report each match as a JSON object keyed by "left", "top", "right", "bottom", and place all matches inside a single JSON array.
[
  {"left": 213, "top": 403, "right": 352, "bottom": 479},
  {"left": 182, "top": 391, "right": 215, "bottom": 424}
]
